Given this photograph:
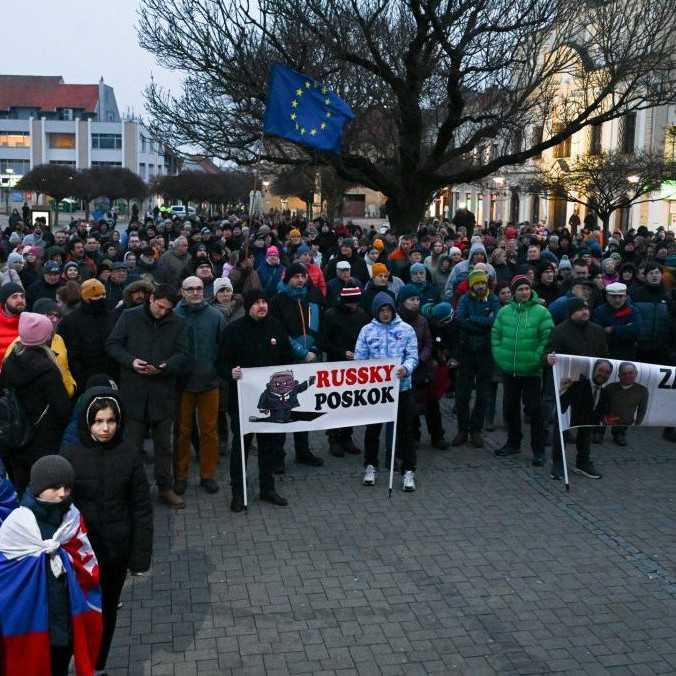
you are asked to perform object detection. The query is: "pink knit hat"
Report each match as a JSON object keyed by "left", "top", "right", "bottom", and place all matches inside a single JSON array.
[
  {"left": 19, "top": 312, "right": 54, "bottom": 347},
  {"left": 266, "top": 246, "right": 280, "bottom": 257}
]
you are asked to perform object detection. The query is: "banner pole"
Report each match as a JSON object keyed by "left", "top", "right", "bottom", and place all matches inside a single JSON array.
[
  {"left": 552, "top": 361, "right": 570, "bottom": 492},
  {"left": 236, "top": 379, "right": 249, "bottom": 510},
  {"left": 387, "top": 383, "right": 401, "bottom": 499}
]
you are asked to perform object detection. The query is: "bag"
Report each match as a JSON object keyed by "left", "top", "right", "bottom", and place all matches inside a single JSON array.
[{"left": 0, "top": 388, "right": 48, "bottom": 450}]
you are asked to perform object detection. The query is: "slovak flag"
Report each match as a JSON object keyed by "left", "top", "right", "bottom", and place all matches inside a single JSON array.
[{"left": 0, "top": 504, "right": 103, "bottom": 675}]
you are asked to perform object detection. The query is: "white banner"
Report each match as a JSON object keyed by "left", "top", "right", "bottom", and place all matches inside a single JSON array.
[
  {"left": 553, "top": 354, "right": 676, "bottom": 431},
  {"left": 237, "top": 359, "right": 400, "bottom": 435}
]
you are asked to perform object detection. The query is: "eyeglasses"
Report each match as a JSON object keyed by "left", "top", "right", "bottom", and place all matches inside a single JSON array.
[{"left": 183, "top": 287, "right": 203, "bottom": 293}]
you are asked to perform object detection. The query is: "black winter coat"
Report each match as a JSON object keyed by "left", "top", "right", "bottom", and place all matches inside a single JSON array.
[
  {"left": 26, "top": 277, "right": 60, "bottom": 310},
  {"left": 320, "top": 304, "right": 370, "bottom": 361},
  {"left": 58, "top": 301, "right": 117, "bottom": 386},
  {"left": 546, "top": 319, "right": 609, "bottom": 359},
  {"left": 0, "top": 347, "right": 71, "bottom": 464},
  {"left": 105, "top": 304, "right": 189, "bottom": 421},
  {"left": 62, "top": 389, "right": 153, "bottom": 571}
]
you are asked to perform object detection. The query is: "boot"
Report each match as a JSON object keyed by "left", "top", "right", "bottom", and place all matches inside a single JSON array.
[
  {"left": 342, "top": 439, "right": 362, "bottom": 455},
  {"left": 260, "top": 490, "right": 288, "bottom": 506},
  {"left": 230, "top": 495, "right": 244, "bottom": 512},
  {"left": 451, "top": 431, "right": 468, "bottom": 446},
  {"left": 296, "top": 451, "right": 324, "bottom": 467},
  {"left": 612, "top": 431, "right": 627, "bottom": 447},
  {"left": 159, "top": 488, "right": 185, "bottom": 509},
  {"left": 431, "top": 438, "right": 450, "bottom": 450},
  {"left": 470, "top": 431, "right": 484, "bottom": 448}
]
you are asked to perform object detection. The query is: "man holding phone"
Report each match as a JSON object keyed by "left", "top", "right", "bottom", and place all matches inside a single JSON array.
[{"left": 106, "top": 284, "right": 189, "bottom": 508}]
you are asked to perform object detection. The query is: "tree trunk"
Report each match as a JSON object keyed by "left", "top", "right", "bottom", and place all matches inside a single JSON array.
[
  {"left": 84, "top": 200, "right": 90, "bottom": 221},
  {"left": 385, "top": 194, "right": 428, "bottom": 235},
  {"left": 601, "top": 214, "right": 611, "bottom": 245},
  {"left": 53, "top": 199, "right": 60, "bottom": 226}
]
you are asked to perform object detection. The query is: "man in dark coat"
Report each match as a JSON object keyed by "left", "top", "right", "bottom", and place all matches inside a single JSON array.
[
  {"left": 106, "top": 284, "right": 189, "bottom": 509},
  {"left": 57, "top": 279, "right": 117, "bottom": 387},
  {"left": 26, "top": 261, "right": 62, "bottom": 310},
  {"left": 547, "top": 297, "right": 609, "bottom": 480},
  {"left": 222, "top": 289, "right": 295, "bottom": 513}
]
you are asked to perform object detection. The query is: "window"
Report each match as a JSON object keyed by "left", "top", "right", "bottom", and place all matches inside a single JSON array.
[
  {"left": 620, "top": 113, "right": 636, "bottom": 154},
  {"left": 49, "top": 160, "right": 76, "bottom": 166},
  {"left": 140, "top": 135, "right": 146, "bottom": 152},
  {"left": 531, "top": 125, "right": 544, "bottom": 157},
  {"left": 553, "top": 124, "right": 571, "bottom": 158},
  {"left": 0, "top": 131, "right": 30, "bottom": 147},
  {"left": 59, "top": 108, "right": 74, "bottom": 121},
  {"left": 91, "top": 133, "right": 122, "bottom": 150},
  {"left": 91, "top": 161, "right": 122, "bottom": 167},
  {"left": 589, "top": 123, "right": 602, "bottom": 155},
  {"left": 48, "top": 133, "right": 76, "bottom": 149},
  {"left": 0, "top": 159, "right": 30, "bottom": 174},
  {"left": 139, "top": 162, "right": 146, "bottom": 180}
]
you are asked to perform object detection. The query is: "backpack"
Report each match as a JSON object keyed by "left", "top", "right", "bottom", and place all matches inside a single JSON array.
[{"left": 0, "top": 387, "right": 46, "bottom": 450}]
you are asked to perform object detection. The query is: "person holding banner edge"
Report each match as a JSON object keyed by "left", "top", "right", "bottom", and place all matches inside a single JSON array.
[
  {"left": 354, "top": 292, "right": 418, "bottom": 491},
  {"left": 546, "top": 297, "right": 609, "bottom": 481},
  {"left": 222, "top": 288, "right": 294, "bottom": 512}
]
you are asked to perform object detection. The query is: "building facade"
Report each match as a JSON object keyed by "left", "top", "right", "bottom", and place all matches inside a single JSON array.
[
  {"left": 430, "top": 104, "right": 676, "bottom": 232},
  {"left": 0, "top": 75, "right": 178, "bottom": 190}
]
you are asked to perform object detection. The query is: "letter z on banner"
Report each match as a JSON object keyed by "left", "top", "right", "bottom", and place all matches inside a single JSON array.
[{"left": 237, "top": 359, "right": 400, "bottom": 434}]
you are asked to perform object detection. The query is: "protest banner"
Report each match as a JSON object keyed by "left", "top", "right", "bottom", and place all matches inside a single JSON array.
[
  {"left": 236, "top": 359, "right": 400, "bottom": 506},
  {"left": 553, "top": 354, "right": 674, "bottom": 488}
]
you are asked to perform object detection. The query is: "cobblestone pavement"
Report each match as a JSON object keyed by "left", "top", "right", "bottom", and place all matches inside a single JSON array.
[{"left": 107, "top": 399, "right": 676, "bottom": 675}]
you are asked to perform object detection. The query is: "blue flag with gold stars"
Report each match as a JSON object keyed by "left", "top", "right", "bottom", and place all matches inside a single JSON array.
[{"left": 263, "top": 64, "right": 355, "bottom": 153}]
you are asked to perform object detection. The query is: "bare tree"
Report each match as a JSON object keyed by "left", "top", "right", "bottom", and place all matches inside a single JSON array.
[
  {"left": 138, "top": 0, "right": 676, "bottom": 232},
  {"left": 527, "top": 152, "right": 673, "bottom": 237},
  {"left": 16, "top": 164, "right": 77, "bottom": 225}
]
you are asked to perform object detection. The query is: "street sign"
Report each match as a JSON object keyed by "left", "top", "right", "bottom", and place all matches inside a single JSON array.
[{"left": 0, "top": 174, "right": 20, "bottom": 188}]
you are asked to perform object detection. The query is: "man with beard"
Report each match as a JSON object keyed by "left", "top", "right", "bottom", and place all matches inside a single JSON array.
[
  {"left": 320, "top": 283, "right": 370, "bottom": 457},
  {"left": 112, "top": 279, "right": 155, "bottom": 323},
  {"left": 0, "top": 283, "right": 26, "bottom": 368},
  {"left": 547, "top": 300, "right": 609, "bottom": 480},
  {"left": 58, "top": 279, "right": 117, "bottom": 386}
]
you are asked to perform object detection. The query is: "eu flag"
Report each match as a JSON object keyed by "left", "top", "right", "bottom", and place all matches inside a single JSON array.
[{"left": 263, "top": 64, "right": 355, "bottom": 153}]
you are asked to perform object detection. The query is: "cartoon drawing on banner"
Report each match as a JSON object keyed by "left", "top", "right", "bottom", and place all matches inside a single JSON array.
[{"left": 249, "top": 370, "right": 325, "bottom": 423}]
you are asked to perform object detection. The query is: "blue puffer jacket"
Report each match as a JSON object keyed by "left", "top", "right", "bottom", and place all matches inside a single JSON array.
[
  {"left": 630, "top": 284, "right": 673, "bottom": 352},
  {"left": 354, "top": 293, "right": 419, "bottom": 391},
  {"left": 455, "top": 290, "right": 500, "bottom": 353},
  {"left": 592, "top": 301, "right": 641, "bottom": 359}
]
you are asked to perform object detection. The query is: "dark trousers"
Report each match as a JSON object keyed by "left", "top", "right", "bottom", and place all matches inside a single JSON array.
[
  {"left": 229, "top": 397, "right": 282, "bottom": 496},
  {"left": 364, "top": 389, "right": 416, "bottom": 471},
  {"left": 455, "top": 351, "right": 492, "bottom": 433},
  {"left": 50, "top": 645, "right": 72, "bottom": 676},
  {"left": 327, "top": 427, "right": 352, "bottom": 442},
  {"left": 292, "top": 431, "right": 312, "bottom": 458},
  {"left": 126, "top": 417, "right": 173, "bottom": 489},
  {"left": 502, "top": 374, "right": 545, "bottom": 457},
  {"left": 552, "top": 421, "right": 592, "bottom": 466},
  {"left": 97, "top": 559, "right": 128, "bottom": 670},
  {"left": 411, "top": 399, "right": 444, "bottom": 442}
]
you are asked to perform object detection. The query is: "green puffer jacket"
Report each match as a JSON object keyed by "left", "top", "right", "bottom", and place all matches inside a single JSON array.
[{"left": 491, "top": 292, "right": 554, "bottom": 376}]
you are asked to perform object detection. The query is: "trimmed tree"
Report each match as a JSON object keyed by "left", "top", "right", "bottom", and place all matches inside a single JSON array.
[{"left": 16, "top": 164, "right": 77, "bottom": 225}]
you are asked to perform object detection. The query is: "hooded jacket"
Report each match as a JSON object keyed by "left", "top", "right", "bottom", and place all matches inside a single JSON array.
[
  {"left": 455, "top": 287, "right": 500, "bottom": 354},
  {"left": 446, "top": 242, "right": 496, "bottom": 293},
  {"left": 491, "top": 292, "right": 554, "bottom": 376},
  {"left": 62, "top": 388, "right": 153, "bottom": 571},
  {"left": 270, "top": 283, "right": 323, "bottom": 361},
  {"left": 354, "top": 293, "right": 418, "bottom": 391}
]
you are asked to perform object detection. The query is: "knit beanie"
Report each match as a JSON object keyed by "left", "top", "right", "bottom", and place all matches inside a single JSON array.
[
  {"left": 80, "top": 279, "right": 105, "bottom": 301},
  {"left": 285, "top": 262, "right": 307, "bottom": 281},
  {"left": 0, "top": 282, "right": 24, "bottom": 305},
  {"left": 469, "top": 269, "right": 489, "bottom": 287},
  {"left": 289, "top": 228, "right": 302, "bottom": 238},
  {"left": 29, "top": 455, "right": 74, "bottom": 497},
  {"left": 19, "top": 312, "right": 53, "bottom": 346},
  {"left": 213, "top": 277, "right": 233, "bottom": 296},
  {"left": 568, "top": 297, "right": 589, "bottom": 317},
  {"left": 295, "top": 243, "right": 311, "bottom": 258},
  {"left": 266, "top": 246, "right": 280, "bottom": 257},
  {"left": 398, "top": 284, "right": 421, "bottom": 304},
  {"left": 243, "top": 289, "right": 268, "bottom": 313},
  {"left": 510, "top": 274, "right": 531, "bottom": 293},
  {"left": 32, "top": 298, "right": 60, "bottom": 316},
  {"left": 448, "top": 246, "right": 462, "bottom": 257},
  {"left": 426, "top": 301, "right": 454, "bottom": 323},
  {"left": 558, "top": 255, "right": 572, "bottom": 271},
  {"left": 340, "top": 285, "right": 363, "bottom": 302},
  {"left": 7, "top": 252, "right": 24, "bottom": 267},
  {"left": 372, "top": 262, "right": 389, "bottom": 277},
  {"left": 372, "top": 239, "right": 384, "bottom": 251},
  {"left": 410, "top": 262, "right": 426, "bottom": 276}
]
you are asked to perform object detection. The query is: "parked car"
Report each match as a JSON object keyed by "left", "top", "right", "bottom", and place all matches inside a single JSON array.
[{"left": 169, "top": 204, "right": 196, "bottom": 218}]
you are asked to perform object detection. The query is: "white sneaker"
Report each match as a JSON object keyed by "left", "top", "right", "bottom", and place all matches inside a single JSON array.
[
  {"left": 402, "top": 471, "right": 416, "bottom": 492},
  {"left": 362, "top": 465, "right": 377, "bottom": 486}
]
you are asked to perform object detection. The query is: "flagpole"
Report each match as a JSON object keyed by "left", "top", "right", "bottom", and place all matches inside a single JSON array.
[
  {"left": 552, "top": 361, "right": 570, "bottom": 492},
  {"left": 236, "top": 379, "right": 249, "bottom": 510},
  {"left": 387, "top": 385, "right": 401, "bottom": 499}
]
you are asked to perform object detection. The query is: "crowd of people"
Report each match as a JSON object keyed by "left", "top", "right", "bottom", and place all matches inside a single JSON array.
[{"left": 1, "top": 207, "right": 675, "bottom": 674}]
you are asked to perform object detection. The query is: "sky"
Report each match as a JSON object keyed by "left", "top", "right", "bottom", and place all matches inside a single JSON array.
[{"left": 3, "top": 0, "right": 183, "bottom": 117}]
